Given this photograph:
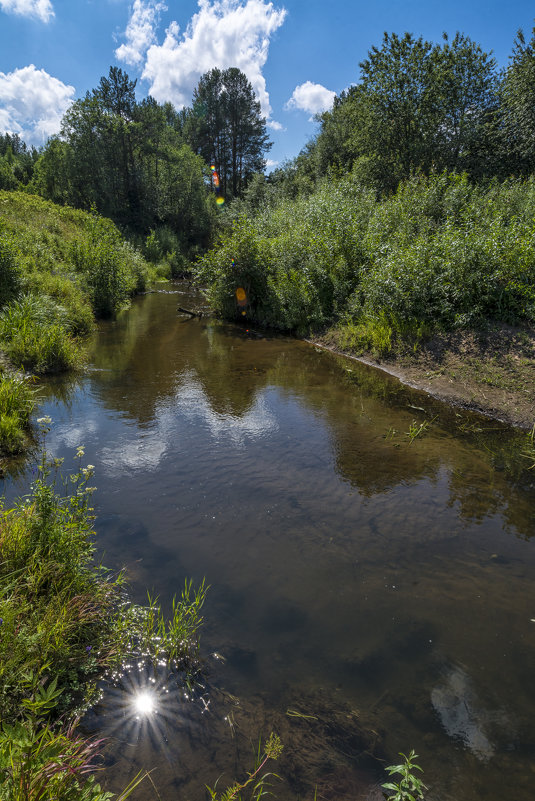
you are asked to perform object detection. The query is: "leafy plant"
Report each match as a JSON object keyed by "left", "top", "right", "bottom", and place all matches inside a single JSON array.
[
  {"left": 206, "top": 733, "right": 283, "bottom": 801},
  {"left": 382, "top": 750, "right": 427, "bottom": 801}
]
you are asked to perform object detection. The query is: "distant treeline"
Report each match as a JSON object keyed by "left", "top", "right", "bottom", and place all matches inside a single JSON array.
[{"left": 3, "top": 24, "right": 535, "bottom": 263}]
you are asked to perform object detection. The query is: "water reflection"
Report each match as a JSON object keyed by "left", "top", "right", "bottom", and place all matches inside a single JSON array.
[{"left": 3, "top": 284, "right": 535, "bottom": 801}]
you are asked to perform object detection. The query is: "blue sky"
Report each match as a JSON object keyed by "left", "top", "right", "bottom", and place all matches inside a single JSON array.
[{"left": 1, "top": 0, "right": 534, "bottom": 168}]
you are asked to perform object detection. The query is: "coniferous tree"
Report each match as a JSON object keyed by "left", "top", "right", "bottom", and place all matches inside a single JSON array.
[{"left": 186, "top": 67, "right": 271, "bottom": 198}]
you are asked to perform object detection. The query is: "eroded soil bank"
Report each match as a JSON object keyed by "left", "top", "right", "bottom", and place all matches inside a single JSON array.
[{"left": 313, "top": 323, "right": 535, "bottom": 429}]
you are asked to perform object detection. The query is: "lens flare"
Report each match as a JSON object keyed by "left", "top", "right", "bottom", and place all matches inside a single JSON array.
[
  {"left": 235, "top": 287, "right": 246, "bottom": 302},
  {"left": 216, "top": 197, "right": 225, "bottom": 205}
]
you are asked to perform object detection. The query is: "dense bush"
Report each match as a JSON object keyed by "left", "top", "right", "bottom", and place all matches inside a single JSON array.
[
  {"left": 70, "top": 217, "right": 148, "bottom": 318},
  {"left": 196, "top": 172, "right": 535, "bottom": 348}
]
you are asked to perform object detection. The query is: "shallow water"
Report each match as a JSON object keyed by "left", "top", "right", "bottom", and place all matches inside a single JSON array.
[{"left": 4, "top": 284, "right": 535, "bottom": 800}]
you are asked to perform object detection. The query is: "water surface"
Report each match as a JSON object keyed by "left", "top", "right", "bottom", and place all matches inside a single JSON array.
[{"left": 4, "top": 284, "right": 535, "bottom": 801}]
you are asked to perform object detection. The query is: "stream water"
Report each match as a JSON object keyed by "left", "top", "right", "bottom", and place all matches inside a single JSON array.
[{"left": 3, "top": 284, "right": 535, "bottom": 801}]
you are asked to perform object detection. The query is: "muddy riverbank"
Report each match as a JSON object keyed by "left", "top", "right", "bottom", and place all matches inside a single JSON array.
[{"left": 313, "top": 323, "right": 535, "bottom": 429}]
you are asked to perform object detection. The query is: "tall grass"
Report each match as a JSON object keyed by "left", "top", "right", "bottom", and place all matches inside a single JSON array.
[
  {"left": 0, "top": 294, "right": 81, "bottom": 373},
  {"left": 0, "top": 369, "right": 36, "bottom": 454}
]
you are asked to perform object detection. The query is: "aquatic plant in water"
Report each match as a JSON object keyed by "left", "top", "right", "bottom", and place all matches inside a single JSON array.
[{"left": 382, "top": 750, "right": 426, "bottom": 801}]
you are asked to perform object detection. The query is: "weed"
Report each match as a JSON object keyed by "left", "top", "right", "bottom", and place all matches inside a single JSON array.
[
  {"left": 406, "top": 420, "right": 429, "bottom": 443},
  {"left": 206, "top": 733, "right": 283, "bottom": 801},
  {"left": 382, "top": 750, "right": 427, "bottom": 801}
]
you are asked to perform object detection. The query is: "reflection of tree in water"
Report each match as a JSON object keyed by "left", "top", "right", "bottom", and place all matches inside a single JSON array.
[
  {"left": 89, "top": 290, "right": 274, "bottom": 424},
  {"left": 83, "top": 287, "right": 535, "bottom": 535},
  {"left": 270, "top": 349, "right": 443, "bottom": 496}
]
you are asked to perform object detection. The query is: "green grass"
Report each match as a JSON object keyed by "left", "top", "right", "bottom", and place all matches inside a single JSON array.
[
  {"left": 0, "top": 438, "right": 207, "bottom": 799},
  {"left": 0, "top": 369, "right": 36, "bottom": 454}
]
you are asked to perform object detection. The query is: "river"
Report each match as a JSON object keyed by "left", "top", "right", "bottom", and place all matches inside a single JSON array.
[{"left": 3, "top": 283, "right": 535, "bottom": 801}]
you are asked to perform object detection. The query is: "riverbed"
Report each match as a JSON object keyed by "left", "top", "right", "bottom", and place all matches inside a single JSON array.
[{"left": 3, "top": 284, "right": 535, "bottom": 801}]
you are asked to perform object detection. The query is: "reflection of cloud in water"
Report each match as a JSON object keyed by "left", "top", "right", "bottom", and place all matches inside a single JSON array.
[
  {"left": 101, "top": 431, "right": 168, "bottom": 474},
  {"left": 175, "top": 377, "right": 278, "bottom": 445},
  {"left": 431, "top": 666, "right": 505, "bottom": 761},
  {"left": 47, "top": 419, "right": 100, "bottom": 451},
  {"left": 100, "top": 376, "right": 278, "bottom": 474}
]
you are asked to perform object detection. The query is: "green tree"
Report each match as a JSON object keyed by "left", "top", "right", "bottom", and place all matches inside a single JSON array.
[
  {"left": 501, "top": 25, "right": 535, "bottom": 175},
  {"left": 304, "top": 31, "right": 499, "bottom": 191},
  {"left": 433, "top": 32, "right": 498, "bottom": 174},
  {"left": 36, "top": 67, "right": 212, "bottom": 257},
  {"left": 186, "top": 67, "right": 272, "bottom": 198}
]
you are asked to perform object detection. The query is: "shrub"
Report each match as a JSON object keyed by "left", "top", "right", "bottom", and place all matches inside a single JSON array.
[
  {"left": 70, "top": 218, "right": 148, "bottom": 318},
  {"left": 197, "top": 172, "right": 535, "bottom": 343}
]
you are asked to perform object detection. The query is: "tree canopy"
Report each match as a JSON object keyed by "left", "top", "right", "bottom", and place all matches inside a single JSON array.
[{"left": 184, "top": 67, "right": 272, "bottom": 199}]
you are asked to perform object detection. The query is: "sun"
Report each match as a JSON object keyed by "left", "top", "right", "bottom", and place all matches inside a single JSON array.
[{"left": 133, "top": 691, "right": 156, "bottom": 716}]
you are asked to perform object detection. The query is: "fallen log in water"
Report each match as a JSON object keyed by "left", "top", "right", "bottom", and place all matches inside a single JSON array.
[{"left": 177, "top": 306, "right": 204, "bottom": 318}]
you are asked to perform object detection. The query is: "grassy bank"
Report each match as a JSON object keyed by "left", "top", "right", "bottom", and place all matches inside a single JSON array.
[
  {"left": 0, "top": 191, "right": 153, "bottom": 456},
  {"left": 0, "top": 435, "right": 206, "bottom": 799}
]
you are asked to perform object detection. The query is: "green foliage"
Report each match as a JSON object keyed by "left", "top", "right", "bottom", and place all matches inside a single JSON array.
[
  {"left": 0, "top": 294, "right": 81, "bottom": 373},
  {"left": 0, "top": 715, "right": 146, "bottom": 801},
  {"left": 185, "top": 67, "right": 271, "bottom": 199},
  {"left": 70, "top": 216, "right": 147, "bottom": 318},
  {"left": 198, "top": 172, "right": 535, "bottom": 349},
  {"left": 382, "top": 750, "right": 427, "bottom": 801},
  {"left": 501, "top": 25, "right": 535, "bottom": 175},
  {"left": 30, "top": 69, "right": 213, "bottom": 259},
  {"left": 0, "top": 191, "right": 149, "bottom": 388},
  {"left": 0, "top": 370, "right": 36, "bottom": 454},
  {"left": 0, "top": 228, "right": 21, "bottom": 308}
]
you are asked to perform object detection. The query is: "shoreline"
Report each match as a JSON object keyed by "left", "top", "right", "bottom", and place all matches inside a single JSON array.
[{"left": 308, "top": 324, "right": 535, "bottom": 430}]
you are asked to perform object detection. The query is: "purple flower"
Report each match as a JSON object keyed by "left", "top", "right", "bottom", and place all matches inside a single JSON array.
[{"left": 86, "top": 645, "right": 92, "bottom": 653}]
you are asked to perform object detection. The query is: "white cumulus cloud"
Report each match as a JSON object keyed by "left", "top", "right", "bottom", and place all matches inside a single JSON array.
[
  {"left": 142, "top": 0, "right": 286, "bottom": 120},
  {"left": 0, "top": 65, "right": 75, "bottom": 146},
  {"left": 285, "top": 80, "right": 336, "bottom": 119},
  {"left": 0, "top": 0, "right": 54, "bottom": 22},
  {"left": 115, "top": 0, "right": 167, "bottom": 66}
]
